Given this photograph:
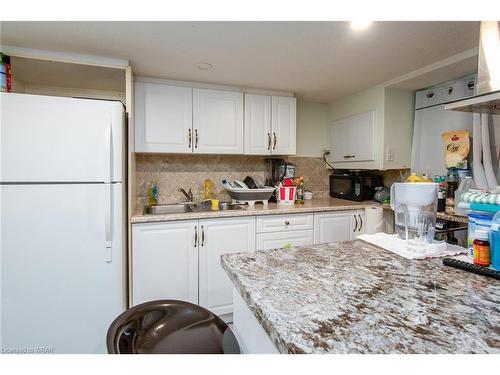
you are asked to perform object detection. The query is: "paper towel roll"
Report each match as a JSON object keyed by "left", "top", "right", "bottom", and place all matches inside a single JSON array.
[{"left": 364, "top": 206, "right": 384, "bottom": 234}]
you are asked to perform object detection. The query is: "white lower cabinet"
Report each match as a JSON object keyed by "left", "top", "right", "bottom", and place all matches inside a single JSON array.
[
  {"left": 132, "top": 220, "right": 198, "bottom": 306},
  {"left": 131, "top": 217, "right": 255, "bottom": 316},
  {"left": 198, "top": 217, "right": 255, "bottom": 316},
  {"left": 256, "top": 230, "right": 313, "bottom": 251},
  {"left": 313, "top": 210, "right": 365, "bottom": 244}
]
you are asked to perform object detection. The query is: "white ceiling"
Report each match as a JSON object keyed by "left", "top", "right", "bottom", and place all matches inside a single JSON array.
[{"left": 0, "top": 21, "right": 480, "bottom": 102}]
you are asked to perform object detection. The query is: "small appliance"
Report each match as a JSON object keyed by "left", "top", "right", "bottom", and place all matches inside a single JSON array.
[{"left": 329, "top": 170, "right": 382, "bottom": 202}]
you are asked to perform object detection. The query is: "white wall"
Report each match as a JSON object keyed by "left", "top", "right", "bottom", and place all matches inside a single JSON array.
[{"left": 295, "top": 100, "right": 329, "bottom": 157}]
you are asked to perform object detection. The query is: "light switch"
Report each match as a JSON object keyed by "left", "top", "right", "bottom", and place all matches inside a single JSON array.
[{"left": 386, "top": 148, "right": 394, "bottom": 161}]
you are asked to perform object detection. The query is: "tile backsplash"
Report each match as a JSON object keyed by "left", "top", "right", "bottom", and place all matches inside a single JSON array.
[{"left": 135, "top": 153, "right": 410, "bottom": 207}]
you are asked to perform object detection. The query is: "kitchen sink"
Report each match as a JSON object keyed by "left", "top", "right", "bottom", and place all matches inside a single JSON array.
[{"left": 145, "top": 201, "right": 244, "bottom": 215}]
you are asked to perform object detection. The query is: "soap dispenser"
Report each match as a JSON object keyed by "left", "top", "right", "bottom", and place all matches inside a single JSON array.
[{"left": 148, "top": 180, "right": 158, "bottom": 206}]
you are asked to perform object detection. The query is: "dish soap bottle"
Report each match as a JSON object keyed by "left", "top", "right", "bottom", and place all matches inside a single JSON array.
[
  {"left": 148, "top": 180, "right": 158, "bottom": 206},
  {"left": 204, "top": 179, "right": 214, "bottom": 200}
]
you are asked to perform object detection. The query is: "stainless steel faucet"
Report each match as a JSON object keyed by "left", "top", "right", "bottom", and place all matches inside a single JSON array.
[{"left": 178, "top": 188, "right": 194, "bottom": 202}]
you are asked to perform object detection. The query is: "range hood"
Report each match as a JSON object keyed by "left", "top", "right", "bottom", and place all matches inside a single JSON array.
[{"left": 445, "top": 21, "right": 500, "bottom": 114}]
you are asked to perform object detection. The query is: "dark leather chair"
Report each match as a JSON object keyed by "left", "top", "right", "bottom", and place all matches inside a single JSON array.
[{"left": 107, "top": 300, "right": 240, "bottom": 354}]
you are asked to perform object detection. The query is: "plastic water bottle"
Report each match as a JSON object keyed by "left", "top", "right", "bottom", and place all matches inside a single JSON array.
[{"left": 491, "top": 211, "right": 500, "bottom": 270}]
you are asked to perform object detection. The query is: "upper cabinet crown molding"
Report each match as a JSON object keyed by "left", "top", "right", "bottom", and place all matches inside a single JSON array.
[
  {"left": 135, "top": 76, "right": 294, "bottom": 97},
  {"left": 134, "top": 80, "right": 297, "bottom": 156}
]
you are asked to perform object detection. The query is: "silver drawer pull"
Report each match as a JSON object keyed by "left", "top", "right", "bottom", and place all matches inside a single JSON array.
[{"left": 343, "top": 155, "right": 355, "bottom": 159}]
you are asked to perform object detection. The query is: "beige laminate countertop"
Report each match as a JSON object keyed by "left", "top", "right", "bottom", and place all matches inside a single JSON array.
[{"left": 131, "top": 197, "right": 379, "bottom": 224}]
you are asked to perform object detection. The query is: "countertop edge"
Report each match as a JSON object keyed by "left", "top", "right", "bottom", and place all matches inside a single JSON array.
[
  {"left": 130, "top": 200, "right": 379, "bottom": 224},
  {"left": 220, "top": 252, "right": 291, "bottom": 354}
]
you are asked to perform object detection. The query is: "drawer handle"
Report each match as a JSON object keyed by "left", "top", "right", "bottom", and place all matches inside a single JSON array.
[
  {"left": 285, "top": 220, "right": 290, "bottom": 226},
  {"left": 343, "top": 155, "right": 355, "bottom": 159}
]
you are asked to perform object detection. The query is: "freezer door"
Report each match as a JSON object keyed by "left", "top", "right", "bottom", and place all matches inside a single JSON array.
[
  {"left": 0, "top": 183, "right": 125, "bottom": 353},
  {"left": 0, "top": 93, "right": 124, "bottom": 183}
]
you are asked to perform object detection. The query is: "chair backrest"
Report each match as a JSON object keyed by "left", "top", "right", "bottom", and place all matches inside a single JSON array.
[{"left": 106, "top": 299, "right": 240, "bottom": 354}]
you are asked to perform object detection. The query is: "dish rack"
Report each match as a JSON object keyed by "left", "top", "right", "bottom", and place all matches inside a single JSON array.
[{"left": 222, "top": 179, "right": 275, "bottom": 207}]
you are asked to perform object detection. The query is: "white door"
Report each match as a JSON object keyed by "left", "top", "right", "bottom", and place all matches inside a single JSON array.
[
  {"left": 244, "top": 94, "right": 271, "bottom": 155},
  {"left": 132, "top": 221, "right": 198, "bottom": 306},
  {"left": 330, "top": 111, "right": 375, "bottom": 163},
  {"left": 256, "top": 230, "right": 314, "bottom": 251},
  {"left": 0, "top": 93, "right": 124, "bottom": 183},
  {"left": 134, "top": 83, "right": 193, "bottom": 153},
  {"left": 1, "top": 183, "right": 125, "bottom": 353},
  {"left": 198, "top": 217, "right": 255, "bottom": 316},
  {"left": 271, "top": 96, "right": 296, "bottom": 155},
  {"left": 313, "top": 211, "right": 357, "bottom": 244},
  {"left": 193, "top": 88, "right": 244, "bottom": 154},
  {"left": 411, "top": 105, "right": 473, "bottom": 177}
]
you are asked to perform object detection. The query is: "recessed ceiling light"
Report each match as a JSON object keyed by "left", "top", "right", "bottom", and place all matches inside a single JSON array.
[
  {"left": 197, "top": 63, "right": 214, "bottom": 70},
  {"left": 350, "top": 21, "right": 373, "bottom": 30}
]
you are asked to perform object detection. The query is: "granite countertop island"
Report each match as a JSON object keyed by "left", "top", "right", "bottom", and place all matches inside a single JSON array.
[{"left": 221, "top": 240, "right": 500, "bottom": 354}]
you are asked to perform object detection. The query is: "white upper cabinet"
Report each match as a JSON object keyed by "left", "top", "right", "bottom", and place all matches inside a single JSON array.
[
  {"left": 193, "top": 88, "right": 244, "bottom": 154},
  {"left": 330, "top": 111, "right": 375, "bottom": 163},
  {"left": 134, "top": 79, "right": 296, "bottom": 156},
  {"left": 244, "top": 94, "right": 272, "bottom": 154},
  {"left": 134, "top": 82, "right": 193, "bottom": 153},
  {"left": 271, "top": 96, "right": 296, "bottom": 155}
]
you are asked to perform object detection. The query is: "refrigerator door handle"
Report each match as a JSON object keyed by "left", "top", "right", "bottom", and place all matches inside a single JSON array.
[
  {"left": 104, "top": 121, "right": 112, "bottom": 183},
  {"left": 104, "top": 184, "right": 113, "bottom": 262}
]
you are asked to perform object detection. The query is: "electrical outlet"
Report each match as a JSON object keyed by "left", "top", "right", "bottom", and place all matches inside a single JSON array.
[
  {"left": 324, "top": 147, "right": 331, "bottom": 155},
  {"left": 386, "top": 148, "right": 394, "bottom": 161}
]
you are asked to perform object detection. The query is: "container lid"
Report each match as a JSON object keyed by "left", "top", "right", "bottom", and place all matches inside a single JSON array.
[
  {"left": 474, "top": 229, "right": 490, "bottom": 240},
  {"left": 468, "top": 211, "right": 494, "bottom": 220}
]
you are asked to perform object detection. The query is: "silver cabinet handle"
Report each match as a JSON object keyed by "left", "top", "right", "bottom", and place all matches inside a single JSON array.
[
  {"left": 194, "top": 226, "right": 198, "bottom": 247},
  {"left": 358, "top": 214, "right": 363, "bottom": 232},
  {"left": 201, "top": 225, "right": 205, "bottom": 247},
  {"left": 267, "top": 132, "right": 271, "bottom": 150},
  {"left": 273, "top": 132, "right": 277, "bottom": 150},
  {"left": 343, "top": 155, "right": 355, "bottom": 159},
  {"left": 195, "top": 129, "right": 198, "bottom": 149},
  {"left": 188, "top": 128, "right": 192, "bottom": 148},
  {"left": 353, "top": 214, "right": 358, "bottom": 232}
]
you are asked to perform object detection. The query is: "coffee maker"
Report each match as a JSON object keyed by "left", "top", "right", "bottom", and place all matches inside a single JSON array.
[{"left": 266, "top": 159, "right": 296, "bottom": 202}]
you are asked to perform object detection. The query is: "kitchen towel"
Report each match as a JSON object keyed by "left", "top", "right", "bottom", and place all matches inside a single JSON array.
[
  {"left": 363, "top": 206, "right": 384, "bottom": 234},
  {"left": 355, "top": 233, "right": 467, "bottom": 260}
]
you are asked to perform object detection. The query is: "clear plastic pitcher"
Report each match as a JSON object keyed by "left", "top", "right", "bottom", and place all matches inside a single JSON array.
[{"left": 390, "top": 183, "right": 438, "bottom": 248}]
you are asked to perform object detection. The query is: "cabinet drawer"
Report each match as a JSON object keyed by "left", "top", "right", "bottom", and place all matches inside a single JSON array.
[
  {"left": 256, "top": 213, "right": 313, "bottom": 233},
  {"left": 256, "top": 230, "right": 314, "bottom": 251}
]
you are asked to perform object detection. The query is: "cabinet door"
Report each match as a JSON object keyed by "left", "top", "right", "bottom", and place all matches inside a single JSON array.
[
  {"left": 132, "top": 221, "right": 198, "bottom": 306},
  {"left": 198, "top": 217, "right": 255, "bottom": 316},
  {"left": 193, "top": 88, "right": 244, "bottom": 154},
  {"left": 256, "top": 230, "right": 314, "bottom": 251},
  {"left": 330, "top": 111, "right": 375, "bottom": 162},
  {"left": 244, "top": 94, "right": 272, "bottom": 155},
  {"left": 271, "top": 96, "right": 296, "bottom": 155},
  {"left": 134, "top": 83, "right": 193, "bottom": 153},
  {"left": 313, "top": 211, "right": 357, "bottom": 244}
]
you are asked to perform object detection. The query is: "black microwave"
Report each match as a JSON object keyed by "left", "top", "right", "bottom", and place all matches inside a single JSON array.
[{"left": 329, "top": 171, "right": 382, "bottom": 202}]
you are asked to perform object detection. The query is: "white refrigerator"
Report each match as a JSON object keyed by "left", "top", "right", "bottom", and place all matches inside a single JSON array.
[{"left": 0, "top": 93, "right": 126, "bottom": 353}]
